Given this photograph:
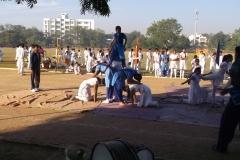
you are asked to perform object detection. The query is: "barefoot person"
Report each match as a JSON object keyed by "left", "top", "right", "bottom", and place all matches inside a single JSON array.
[
  {"left": 111, "top": 68, "right": 142, "bottom": 105},
  {"left": 108, "top": 26, "right": 127, "bottom": 70},
  {"left": 213, "top": 46, "right": 240, "bottom": 153},
  {"left": 181, "top": 67, "right": 209, "bottom": 105},
  {"left": 75, "top": 77, "right": 102, "bottom": 102},
  {"left": 129, "top": 83, "right": 160, "bottom": 108},
  {"left": 30, "top": 45, "right": 41, "bottom": 92},
  {"left": 91, "top": 63, "right": 116, "bottom": 103}
]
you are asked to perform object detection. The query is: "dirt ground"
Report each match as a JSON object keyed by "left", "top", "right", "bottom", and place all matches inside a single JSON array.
[{"left": 0, "top": 69, "right": 240, "bottom": 160}]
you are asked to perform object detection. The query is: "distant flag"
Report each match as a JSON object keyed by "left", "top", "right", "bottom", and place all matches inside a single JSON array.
[
  {"left": 216, "top": 41, "right": 220, "bottom": 65},
  {"left": 134, "top": 39, "right": 139, "bottom": 65}
]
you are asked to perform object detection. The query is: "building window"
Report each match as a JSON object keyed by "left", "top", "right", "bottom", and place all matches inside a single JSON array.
[
  {"left": 44, "top": 21, "right": 47, "bottom": 24},
  {"left": 84, "top": 22, "right": 88, "bottom": 24},
  {"left": 71, "top": 21, "right": 74, "bottom": 24}
]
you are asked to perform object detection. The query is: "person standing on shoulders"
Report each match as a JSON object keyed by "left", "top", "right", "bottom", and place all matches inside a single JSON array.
[{"left": 30, "top": 45, "right": 41, "bottom": 92}]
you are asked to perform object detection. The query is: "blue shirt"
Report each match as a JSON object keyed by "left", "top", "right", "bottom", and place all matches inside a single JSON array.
[
  {"left": 113, "top": 33, "right": 127, "bottom": 44},
  {"left": 111, "top": 68, "right": 137, "bottom": 87},
  {"left": 162, "top": 54, "right": 169, "bottom": 63},
  {"left": 96, "top": 63, "right": 115, "bottom": 87}
]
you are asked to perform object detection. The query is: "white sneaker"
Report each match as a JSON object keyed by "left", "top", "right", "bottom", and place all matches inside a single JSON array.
[
  {"left": 102, "top": 99, "right": 110, "bottom": 103},
  {"left": 31, "top": 89, "right": 36, "bottom": 92}
]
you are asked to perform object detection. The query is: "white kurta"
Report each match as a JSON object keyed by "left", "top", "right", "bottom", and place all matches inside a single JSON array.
[
  {"left": 169, "top": 54, "right": 179, "bottom": 69},
  {"left": 154, "top": 54, "right": 161, "bottom": 69},
  {"left": 76, "top": 78, "right": 98, "bottom": 101},
  {"left": 146, "top": 52, "right": 152, "bottom": 70},
  {"left": 129, "top": 84, "right": 157, "bottom": 107},
  {"left": 199, "top": 54, "right": 206, "bottom": 69},
  {"left": 179, "top": 52, "right": 188, "bottom": 70},
  {"left": 209, "top": 55, "right": 216, "bottom": 71},
  {"left": 183, "top": 74, "right": 208, "bottom": 105},
  {"left": 202, "top": 61, "right": 228, "bottom": 86}
]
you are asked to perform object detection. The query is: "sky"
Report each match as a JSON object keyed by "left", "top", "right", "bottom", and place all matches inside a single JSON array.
[{"left": 1, "top": 0, "right": 240, "bottom": 36}]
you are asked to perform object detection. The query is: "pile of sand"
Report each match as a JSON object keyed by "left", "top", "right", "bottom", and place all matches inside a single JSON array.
[{"left": 0, "top": 89, "right": 101, "bottom": 112}]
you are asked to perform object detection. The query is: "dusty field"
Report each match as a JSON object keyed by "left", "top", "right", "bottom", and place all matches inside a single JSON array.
[{"left": 0, "top": 69, "right": 240, "bottom": 160}]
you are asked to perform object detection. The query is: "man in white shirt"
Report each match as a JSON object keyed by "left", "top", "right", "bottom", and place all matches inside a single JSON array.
[
  {"left": 128, "top": 48, "right": 134, "bottom": 68},
  {"left": 65, "top": 46, "right": 71, "bottom": 62},
  {"left": 137, "top": 48, "right": 143, "bottom": 72},
  {"left": 0, "top": 48, "right": 4, "bottom": 62},
  {"left": 146, "top": 49, "right": 152, "bottom": 71},
  {"left": 83, "top": 48, "right": 88, "bottom": 66},
  {"left": 91, "top": 46, "right": 95, "bottom": 58},
  {"left": 15, "top": 43, "right": 25, "bottom": 75},
  {"left": 165, "top": 48, "right": 170, "bottom": 55}
]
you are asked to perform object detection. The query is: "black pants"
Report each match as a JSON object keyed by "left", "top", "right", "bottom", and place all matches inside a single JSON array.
[
  {"left": 217, "top": 98, "right": 240, "bottom": 152},
  {"left": 31, "top": 68, "right": 40, "bottom": 89}
]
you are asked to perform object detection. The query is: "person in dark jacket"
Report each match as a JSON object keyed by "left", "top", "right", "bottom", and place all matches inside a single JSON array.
[
  {"left": 30, "top": 45, "right": 41, "bottom": 92},
  {"left": 213, "top": 46, "right": 240, "bottom": 152}
]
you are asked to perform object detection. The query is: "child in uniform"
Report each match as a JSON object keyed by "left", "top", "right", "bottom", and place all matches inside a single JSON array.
[
  {"left": 74, "top": 62, "right": 81, "bottom": 75},
  {"left": 179, "top": 48, "right": 188, "bottom": 78}
]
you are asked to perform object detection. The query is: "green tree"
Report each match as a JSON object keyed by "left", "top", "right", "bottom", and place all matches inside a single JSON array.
[
  {"left": 126, "top": 31, "right": 141, "bottom": 48},
  {"left": 174, "top": 35, "right": 190, "bottom": 50},
  {"left": 209, "top": 31, "right": 227, "bottom": 49},
  {"left": 146, "top": 18, "right": 183, "bottom": 49},
  {"left": 227, "top": 29, "right": 240, "bottom": 49}
]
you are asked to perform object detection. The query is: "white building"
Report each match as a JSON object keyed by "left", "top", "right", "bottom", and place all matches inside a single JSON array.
[
  {"left": 188, "top": 34, "right": 207, "bottom": 44},
  {"left": 43, "top": 13, "right": 94, "bottom": 37}
]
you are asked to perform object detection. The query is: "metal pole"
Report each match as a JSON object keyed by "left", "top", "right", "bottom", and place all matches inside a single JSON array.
[{"left": 194, "top": 10, "right": 199, "bottom": 47}]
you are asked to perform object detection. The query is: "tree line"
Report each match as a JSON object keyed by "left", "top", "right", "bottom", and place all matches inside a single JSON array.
[{"left": 0, "top": 18, "right": 240, "bottom": 51}]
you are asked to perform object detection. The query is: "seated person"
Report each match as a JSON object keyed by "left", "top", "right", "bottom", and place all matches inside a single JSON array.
[
  {"left": 75, "top": 77, "right": 102, "bottom": 102},
  {"left": 74, "top": 62, "right": 81, "bottom": 75},
  {"left": 129, "top": 83, "right": 160, "bottom": 108},
  {"left": 181, "top": 67, "right": 208, "bottom": 105},
  {"left": 68, "top": 63, "right": 74, "bottom": 72}
]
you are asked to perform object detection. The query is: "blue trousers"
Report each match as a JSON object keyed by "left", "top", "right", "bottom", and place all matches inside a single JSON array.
[
  {"left": 106, "top": 85, "right": 114, "bottom": 99},
  {"left": 113, "top": 79, "right": 124, "bottom": 102}
]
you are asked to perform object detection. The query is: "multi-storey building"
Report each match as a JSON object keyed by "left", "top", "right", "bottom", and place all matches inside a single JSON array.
[{"left": 43, "top": 13, "right": 94, "bottom": 37}]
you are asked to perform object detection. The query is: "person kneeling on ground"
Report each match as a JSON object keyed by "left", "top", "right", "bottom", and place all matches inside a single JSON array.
[
  {"left": 128, "top": 83, "right": 160, "bottom": 108},
  {"left": 75, "top": 77, "right": 102, "bottom": 102},
  {"left": 181, "top": 67, "right": 209, "bottom": 105}
]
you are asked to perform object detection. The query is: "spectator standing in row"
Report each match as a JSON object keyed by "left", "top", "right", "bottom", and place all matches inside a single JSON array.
[
  {"left": 169, "top": 49, "right": 179, "bottom": 78},
  {"left": 128, "top": 48, "right": 134, "bottom": 68},
  {"left": 15, "top": 43, "right": 25, "bottom": 76},
  {"left": 146, "top": 49, "right": 152, "bottom": 72},
  {"left": 179, "top": 48, "right": 188, "bottom": 79}
]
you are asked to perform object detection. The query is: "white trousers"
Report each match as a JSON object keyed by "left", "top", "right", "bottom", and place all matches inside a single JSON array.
[
  {"left": 170, "top": 68, "right": 177, "bottom": 78},
  {"left": 86, "top": 61, "right": 92, "bottom": 72},
  {"left": 17, "top": 58, "right": 24, "bottom": 74},
  {"left": 78, "top": 57, "right": 82, "bottom": 65},
  {"left": 137, "top": 61, "right": 142, "bottom": 71},
  {"left": 146, "top": 60, "right": 151, "bottom": 71},
  {"left": 179, "top": 69, "right": 185, "bottom": 78}
]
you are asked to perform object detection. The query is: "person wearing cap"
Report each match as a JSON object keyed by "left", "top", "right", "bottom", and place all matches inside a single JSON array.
[{"left": 111, "top": 68, "right": 142, "bottom": 105}]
